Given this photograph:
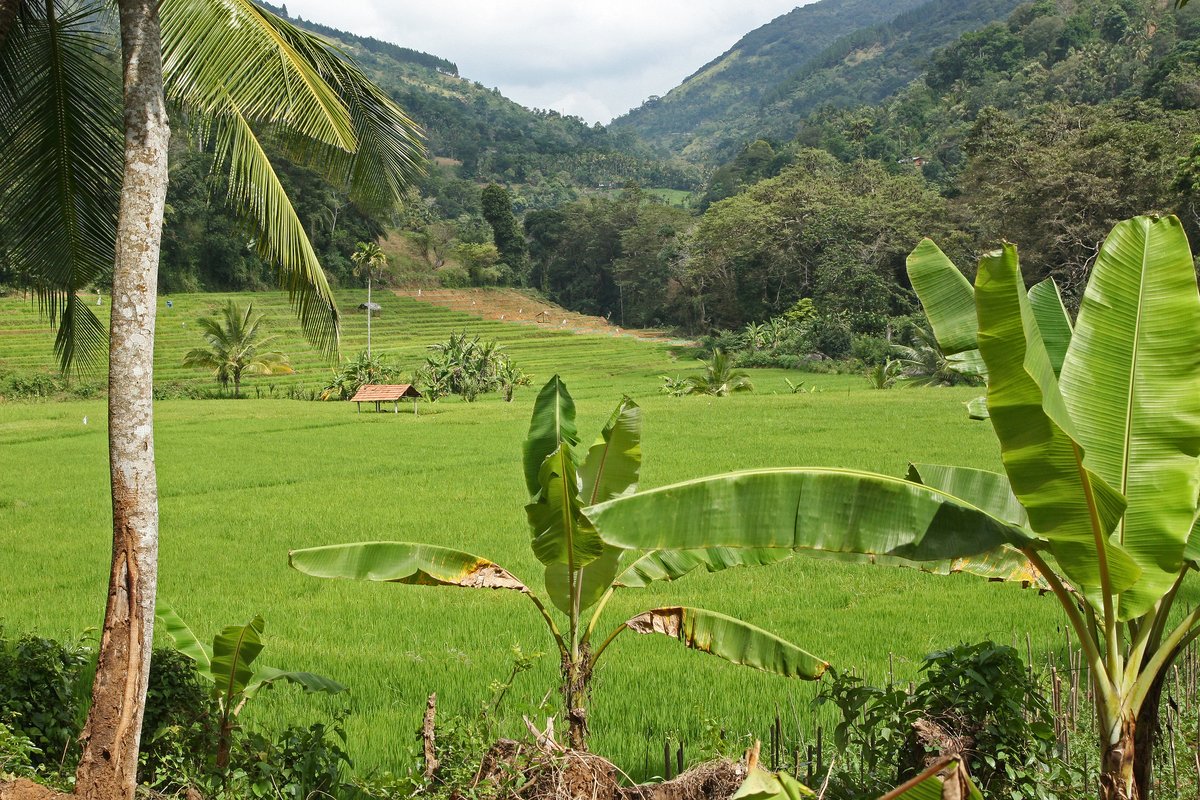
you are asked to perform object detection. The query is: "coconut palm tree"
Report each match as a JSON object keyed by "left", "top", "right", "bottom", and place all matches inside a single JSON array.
[
  {"left": 351, "top": 240, "right": 387, "bottom": 357},
  {"left": 0, "top": 2, "right": 421, "bottom": 797},
  {"left": 183, "top": 301, "right": 294, "bottom": 397},
  {"left": 689, "top": 348, "right": 754, "bottom": 396}
]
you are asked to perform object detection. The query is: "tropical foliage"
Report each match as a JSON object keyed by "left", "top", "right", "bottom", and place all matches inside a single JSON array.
[
  {"left": 586, "top": 215, "right": 1200, "bottom": 799},
  {"left": 0, "top": 1, "right": 421, "bottom": 796},
  {"left": 661, "top": 349, "right": 754, "bottom": 397},
  {"left": 182, "top": 301, "right": 293, "bottom": 397},
  {"left": 155, "top": 605, "right": 345, "bottom": 769},
  {"left": 319, "top": 350, "right": 405, "bottom": 401},
  {"left": 290, "top": 376, "right": 826, "bottom": 750},
  {"left": 414, "top": 331, "right": 527, "bottom": 402}
]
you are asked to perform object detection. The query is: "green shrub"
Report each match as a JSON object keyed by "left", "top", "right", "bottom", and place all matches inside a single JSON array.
[
  {"left": 0, "top": 632, "right": 90, "bottom": 772},
  {"left": 321, "top": 351, "right": 404, "bottom": 401},
  {"left": 0, "top": 722, "right": 41, "bottom": 780},
  {"left": 850, "top": 334, "right": 891, "bottom": 367},
  {"left": 414, "top": 332, "right": 527, "bottom": 402},
  {"left": 815, "top": 641, "right": 1072, "bottom": 799},
  {"left": 138, "top": 647, "right": 219, "bottom": 790}
]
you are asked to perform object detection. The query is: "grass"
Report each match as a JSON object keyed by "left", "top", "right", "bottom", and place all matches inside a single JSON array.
[{"left": 0, "top": 290, "right": 1147, "bottom": 780}]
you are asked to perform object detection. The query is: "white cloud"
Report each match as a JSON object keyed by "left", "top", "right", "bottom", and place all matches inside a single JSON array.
[{"left": 279, "top": 1, "right": 813, "bottom": 123}]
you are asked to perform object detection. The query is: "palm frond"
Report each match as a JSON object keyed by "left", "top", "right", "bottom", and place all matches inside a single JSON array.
[
  {"left": 0, "top": 0, "right": 120, "bottom": 374},
  {"left": 254, "top": 14, "right": 424, "bottom": 212},
  {"left": 160, "top": 0, "right": 354, "bottom": 152},
  {"left": 207, "top": 103, "right": 340, "bottom": 357}
]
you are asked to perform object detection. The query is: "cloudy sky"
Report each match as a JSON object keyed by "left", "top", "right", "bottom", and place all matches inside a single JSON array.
[{"left": 281, "top": 1, "right": 813, "bottom": 124}]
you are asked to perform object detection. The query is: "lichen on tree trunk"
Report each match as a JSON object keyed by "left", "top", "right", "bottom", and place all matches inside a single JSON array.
[{"left": 73, "top": 2, "right": 169, "bottom": 799}]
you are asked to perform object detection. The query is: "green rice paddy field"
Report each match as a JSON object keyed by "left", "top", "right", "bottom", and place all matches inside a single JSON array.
[{"left": 0, "top": 290, "right": 1146, "bottom": 779}]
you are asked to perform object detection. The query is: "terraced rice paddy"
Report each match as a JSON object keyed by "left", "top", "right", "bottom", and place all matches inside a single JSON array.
[{"left": 0, "top": 291, "right": 1152, "bottom": 779}]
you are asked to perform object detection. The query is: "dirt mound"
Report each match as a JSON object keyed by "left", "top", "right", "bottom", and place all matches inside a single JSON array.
[
  {"left": 0, "top": 780, "right": 69, "bottom": 800},
  {"left": 466, "top": 738, "right": 745, "bottom": 800}
]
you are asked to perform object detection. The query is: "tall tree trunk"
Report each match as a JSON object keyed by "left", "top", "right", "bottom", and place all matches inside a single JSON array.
[
  {"left": 74, "top": 2, "right": 169, "bottom": 798},
  {"left": 366, "top": 276, "right": 372, "bottom": 358},
  {"left": 1099, "top": 714, "right": 1139, "bottom": 800}
]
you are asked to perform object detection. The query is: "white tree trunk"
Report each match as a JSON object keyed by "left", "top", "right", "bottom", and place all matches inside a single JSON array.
[{"left": 75, "top": 1, "right": 169, "bottom": 798}]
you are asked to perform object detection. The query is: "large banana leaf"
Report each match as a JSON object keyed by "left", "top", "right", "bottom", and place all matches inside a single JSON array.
[
  {"left": 211, "top": 617, "right": 266, "bottom": 703},
  {"left": 624, "top": 607, "right": 828, "bottom": 680},
  {"left": 903, "top": 463, "right": 1042, "bottom": 584},
  {"left": 879, "top": 757, "right": 983, "bottom": 800},
  {"left": 906, "top": 464, "right": 1028, "bottom": 528},
  {"left": 544, "top": 396, "right": 642, "bottom": 614},
  {"left": 1057, "top": 216, "right": 1200, "bottom": 620},
  {"left": 906, "top": 239, "right": 978, "bottom": 357},
  {"left": 288, "top": 541, "right": 528, "bottom": 591},
  {"left": 800, "top": 546, "right": 1045, "bottom": 586},
  {"left": 545, "top": 546, "right": 622, "bottom": 615},
  {"left": 580, "top": 397, "right": 641, "bottom": 505},
  {"left": 523, "top": 376, "right": 579, "bottom": 497},
  {"left": 589, "top": 468, "right": 1033, "bottom": 561},
  {"left": 731, "top": 767, "right": 815, "bottom": 800},
  {"left": 615, "top": 548, "right": 793, "bottom": 588},
  {"left": 156, "top": 603, "right": 213, "bottom": 672},
  {"left": 526, "top": 446, "right": 605, "bottom": 569},
  {"left": 974, "top": 244, "right": 1138, "bottom": 598},
  {"left": 1027, "top": 279, "right": 1072, "bottom": 378},
  {"left": 245, "top": 666, "right": 345, "bottom": 699}
]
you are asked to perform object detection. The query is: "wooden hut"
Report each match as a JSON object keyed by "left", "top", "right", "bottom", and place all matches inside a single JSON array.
[{"left": 350, "top": 384, "right": 422, "bottom": 414}]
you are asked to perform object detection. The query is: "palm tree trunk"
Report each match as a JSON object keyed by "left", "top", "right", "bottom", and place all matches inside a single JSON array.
[
  {"left": 366, "top": 275, "right": 372, "bottom": 358},
  {"left": 74, "top": 2, "right": 169, "bottom": 798}
]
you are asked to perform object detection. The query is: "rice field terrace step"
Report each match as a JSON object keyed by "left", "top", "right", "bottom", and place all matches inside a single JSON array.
[{"left": 391, "top": 288, "right": 687, "bottom": 343}]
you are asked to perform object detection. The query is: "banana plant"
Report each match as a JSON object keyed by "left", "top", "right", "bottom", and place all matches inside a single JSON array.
[
  {"left": 586, "top": 216, "right": 1200, "bottom": 800},
  {"left": 289, "top": 376, "right": 827, "bottom": 751},
  {"left": 156, "top": 605, "right": 346, "bottom": 768},
  {"left": 731, "top": 756, "right": 980, "bottom": 800}
]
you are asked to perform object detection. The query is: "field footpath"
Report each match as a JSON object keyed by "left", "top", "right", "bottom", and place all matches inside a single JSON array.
[{"left": 391, "top": 287, "right": 688, "bottom": 344}]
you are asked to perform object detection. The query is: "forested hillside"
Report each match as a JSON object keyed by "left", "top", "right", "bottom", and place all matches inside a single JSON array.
[
  {"left": 527, "top": 0, "right": 1200, "bottom": 350},
  {"left": 609, "top": 0, "right": 933, "bottom": 161},
  {"left": 609, "top": 0, "right": 1025, "bottom": 165},
  {"left": 261, "top": 2, "right": 697, "bottom": 201}
]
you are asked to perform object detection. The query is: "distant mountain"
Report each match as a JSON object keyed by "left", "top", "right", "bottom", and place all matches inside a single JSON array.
[
  {"left": 611, "top": 0, "right": 1021, "bottom": 164},
  {"left": 259, "top": 2, "right": 698, "bottom": 199},
  {"left": 610, "top": 0, "right": 931, "bottom": 161}
]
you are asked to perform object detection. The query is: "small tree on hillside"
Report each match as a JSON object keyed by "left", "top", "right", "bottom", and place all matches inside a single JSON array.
[
  {"left": 351, "top": 240, "right": 387, "bottom": 357},
  {"left": 183, "top": 301, "right": 293, "bottom": 397},
  {"left": 481, "top": 183, "right": 526, "bottom": 282}
]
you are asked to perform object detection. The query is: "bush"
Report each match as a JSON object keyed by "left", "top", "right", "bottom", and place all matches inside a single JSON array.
[
  {"left": 815, "top": 641, "right": 1071, "bottom": 799},
  {"left": 0, "top": 371, "right": 103, "bottom": 402},
  {"left": 415, "top": 332, "right": 528, "bottom": 402},
  {"left": 227, "top": 718, "right": 352, "bottom": 800},
  {"left": 321, "top": 351, "right": 405, "bottom": 401},
  {"left": 850, "top": 334, "right": 892, "bottom": 368},
  {"left": 0, "top": 632, "right": 90, "bottom": 772},
  {"left": 437, "top": 264, "right": 471, "bottom": 288},
  {"left": 801, "top": 315, "right": 852, "bottom": 359},
  {"left": 0, "top": 722, "right": 42, "bottom": 781},
  {"left": 138, "top": 647, "right": 219, "bottom": 791}
]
